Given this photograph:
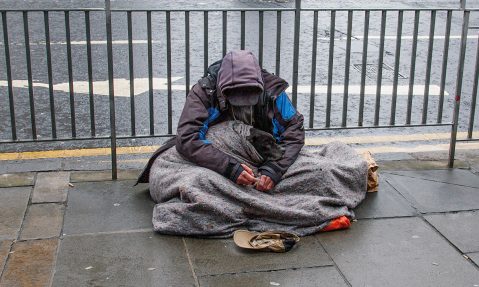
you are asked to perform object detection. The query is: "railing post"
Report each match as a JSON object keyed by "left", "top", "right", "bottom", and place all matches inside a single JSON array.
[
  {"left": 105, "top": 0, "right": 117, "bottom": 180},
  {"left": 291, "top": 0, "right": 301, "bottom": 108},
  {"left": 449, "top": 10, "right": 469, "bottom": 168},
  {"left": 460, "top": 0, "right": 466, "bottom": 9}
]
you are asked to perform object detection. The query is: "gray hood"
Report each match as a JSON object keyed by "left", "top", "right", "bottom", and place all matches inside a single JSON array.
[{"left": 217, "top": 50, "right": 264, "bottom": 106}]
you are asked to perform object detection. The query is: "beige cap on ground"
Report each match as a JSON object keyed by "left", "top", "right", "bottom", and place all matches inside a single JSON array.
[{"left": 233, "top": 230, "right": 300, "bottom": 253}]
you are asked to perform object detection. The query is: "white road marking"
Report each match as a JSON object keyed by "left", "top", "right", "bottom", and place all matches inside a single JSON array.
[
  {"left": 0, "top": 78, "right": 448, "bottom": 97},
  {"left": 0, "top": 35, "right": 475, "bottom": 46}
]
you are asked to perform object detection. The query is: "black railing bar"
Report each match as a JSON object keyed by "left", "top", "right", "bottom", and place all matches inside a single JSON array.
[
  {"left": 147, "top": 11, "right": 154, "bottom": 135},
  {"left": 374, "top": 10, "right": 386, "bottom": 126},
  {"left": 2, "top": 11, "right": 16, "bottom": 141},
  {"left": 0, "top": 136, "right": 111, "bottom": 144},
  {"left": 467, "top": 33, "right": 479, "bottom": 139},
  {"left": 185, "top": 11, "right": 190, "bottom": 96},
  {"left": 240, "top": 11, "right": 245, "bottom": 50},
  {"left": 109, "top": 8, "right": 296, "bottom": 12},
  {"left": 0, "top": 134, "right": 173, "bottom": 144},
  {"left": 390, "top": 10, "right": 403, "bottom": 125},
  {"left": 185, "top": 11, "right": 190, "bottom": 95},
  {"left": 448, "top": 10, "right": 470, "bottom": 168},
  {"left": 422, "top": 10, "right": 436, "bottom": 124},
  {"left": 358, "top": 10, "right": 369, "bottom": 127},
  {"left": 457, "top": 138, "right": 479, "bottom": 142},
  {"left": 275, "top": 11, "right": 281, "bottom": 76},
  {"left": 23, "top": 11, "right": 37, "bottom": 139},
  {"left": 85, "top": 11, "right": 96, "bottom": 137},
  {"left": 65, "top": 11, "right": 76, "bottom": 138},
  {"left": 0, "top": 122, "right": 455, "bottom": 145},
  {"left": 258, "top": 11, "right": 263, "bottom": 67},
  {"left": 300, "top": 7, "right": 479, "bottom": 12},
  {"left": 1, "top": 7, "right": 478, "bottom": 12},
  {"left": 309, "top": 10, "right": 318, "bottom": 129},
  {"left": 437, "top": 10, "right": 452, "bottom": 123},
  {"left": 308, "top": 123, "right": 452, "bottom": 131},
  {"left": 0, "top": 8, "right": 105, "bottom": 12},
  {"left": 325, "top": 10, "right": 335, "bottom": 128},
  {"left": 110, "top": 7, "right": 479, "bottom": 12},
  {"left": 222, "top": 11, "right": 227, "bottom": 57},
  {"left": 166, "top": 11, "right": 173, "bottom": 135},
  {"left": 406, "top": 10, "right": 420, "bottom": 125},
  {"left": 291, "top": 0, "right": 301, "bottom": 108},
  {"left": 127, "top": 11, "right": 135, "bottom": 136},
  {"left": 105, "top": 0, "right": 117, "bottom": 180},
  {"left": 44, "top": 11, "right": 56, "bottom": 139},
  {"left": 342, "top": 10, "right": 353, "bottom": 127},
  {"left": 7, "top": 128, "right": 475, "bottom": 147},
  {"left": 203, "top": 11, "right": 208, "bottom": 74}
]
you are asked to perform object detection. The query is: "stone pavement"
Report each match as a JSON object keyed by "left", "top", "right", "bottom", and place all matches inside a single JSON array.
[{"left": 0, "top": 158, "right": 479, "bottom": 287}]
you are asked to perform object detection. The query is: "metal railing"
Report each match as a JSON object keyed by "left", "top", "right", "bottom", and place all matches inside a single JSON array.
[{"left": 0, "top": 1, "right": 478, "bottom": 179}]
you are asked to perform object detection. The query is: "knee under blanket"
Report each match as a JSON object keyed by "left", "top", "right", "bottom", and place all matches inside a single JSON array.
[{"left": 149, "top": 121, "right": 368, "bottom": 238}]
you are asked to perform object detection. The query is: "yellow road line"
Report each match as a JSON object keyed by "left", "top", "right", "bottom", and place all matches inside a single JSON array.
[
  {"left": 354, "top": 142, "right": 479, "bottom": 154},
  {"left": 305, "top": 131, "right": 473, "bottom": 145},
  {"left": 0, "top": 145, "right": 160, "bottom": 161},
  {"left": 0, "top": 131, "right": 477, "bottom": 161}
]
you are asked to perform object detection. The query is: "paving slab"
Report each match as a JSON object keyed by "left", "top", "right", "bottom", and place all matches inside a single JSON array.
[
  {"left": 62, "top": 180, "right": 154, "bottom": 235},
  {"left": 52, "top": 232, "right": 194, "bottom": 287},
  {"left": 70, "top": 169, "right": 141, "bottom": 183},
  {"left": 0, "top": 173, "right": 35, "bottom": 188},
  {"left": 354, "top": 175, "right": 417, "bottom": 219},
  {"left": 386, "top": 169, "right": 479, "bottom": 188},
  {"left": 467, "top": 252, "right": 479, "bottom": 266},
  {"left": 0, "top": 187, "right": 31, "bottom": 240},
  {"left": 0, "top": 239, "right": 58, "bottom": 287},
  {"left": 386, "top": 174, "right": 479, "bottom": 213},
  {"left": 0, "top": 159, "right": 62, "bottom": 174},
  {"left": 20, "top": 203, "right": 65, "bottom": 240},
  {"left": 371, "top": 152, "right": 415, "bottom": 161},
  {"left": 61, "top": 157, "right": 114, "bottom": 171},
  {"left": 32, "top": 172, "right": 70, "bottom": 203},
  {"left": 185, "top": 235, "right": 332, "bottom": 276},
  {"left": 198, "top": 266, "right": 348, "bottom": 287},
  {"left": 0, "top": 240, "right": 12, "bottom": 276},
  {"left": 318, "top": 218, "right": 479, "bottom": 287},
  {"left": 424, "top": 211, "right": 479, "bottom": 253},
  {"left": 412, "top": 150, "right": 450, "bottom": 161},
  {"left": 380, "top": 160, "right": 468, "bottom": 171},
  {"left": 469, "top": 158, "right": 479, "bottom": 175}
]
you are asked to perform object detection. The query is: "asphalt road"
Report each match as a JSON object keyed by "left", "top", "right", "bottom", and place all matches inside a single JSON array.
[{"left": 0, "top": 0, "right": 478, "bottom": 152}]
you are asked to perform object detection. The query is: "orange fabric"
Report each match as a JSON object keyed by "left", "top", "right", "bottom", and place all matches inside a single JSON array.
[{"left": 321, "top": 216, "right": 351, "bottom": 232}]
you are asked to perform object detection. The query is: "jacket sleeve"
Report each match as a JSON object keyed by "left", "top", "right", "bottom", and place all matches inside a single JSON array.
[
  {"left": 176, "top": 85, "right": 245, "bottom": 183},
  {"left": 258, "top": 92, "right": 305, "bottom": 184}
]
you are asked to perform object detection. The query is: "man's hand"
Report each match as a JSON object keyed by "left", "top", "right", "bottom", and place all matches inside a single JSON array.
[
  {"left": 255, "top": 175, "right": 274, "bottom": 192},
  {"left": 236, "top": 164, "right": 257, "bottom": 186}
]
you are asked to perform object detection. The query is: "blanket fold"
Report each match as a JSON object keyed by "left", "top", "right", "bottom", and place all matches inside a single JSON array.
[{"left": 149, "top": 121, "right": 368, "bottom": 238}]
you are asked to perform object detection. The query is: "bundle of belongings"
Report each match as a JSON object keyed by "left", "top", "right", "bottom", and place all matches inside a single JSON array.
[{"left": 140, "top": 121, "right": 378, "bottom": 238}]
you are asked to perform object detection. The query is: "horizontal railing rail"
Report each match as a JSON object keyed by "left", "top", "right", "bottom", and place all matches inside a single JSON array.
[{"left": 0, "top": 1, "right": 478, "bottom": 178}]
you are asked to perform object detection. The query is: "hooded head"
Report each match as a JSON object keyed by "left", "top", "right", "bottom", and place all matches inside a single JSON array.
[{"left": 217, "top": 50, "right": 264, "bottom": 107}]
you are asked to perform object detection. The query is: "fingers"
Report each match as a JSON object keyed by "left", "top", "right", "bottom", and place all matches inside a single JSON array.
[
  {"left": 241, "top": 164, "right": 254, "bottom": 176},
  {"left": 236, "top": 170, "right": 256, "bottom": 185},
  {"left": 266, "top": 179, "right": 274, "bottom": 191},
  {"left": 255, "top": 175, "right": 274, "bottom": 192},
  {"left": 242, "top": 170, "right": 256, "bottom": 183}
]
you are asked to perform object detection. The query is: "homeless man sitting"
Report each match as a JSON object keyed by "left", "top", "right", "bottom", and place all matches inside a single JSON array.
[{"left": 137, "top": 50, "right": 371, "bottom": 238}]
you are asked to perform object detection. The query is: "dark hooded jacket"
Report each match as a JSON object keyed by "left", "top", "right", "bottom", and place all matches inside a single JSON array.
[{"left": 137, "top": 50, "right": 304, "bottom": 185}]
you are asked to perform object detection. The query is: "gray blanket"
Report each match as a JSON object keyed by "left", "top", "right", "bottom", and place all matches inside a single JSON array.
[{"left": 149, "top": 121, "right": 368, "bottom": 238}]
